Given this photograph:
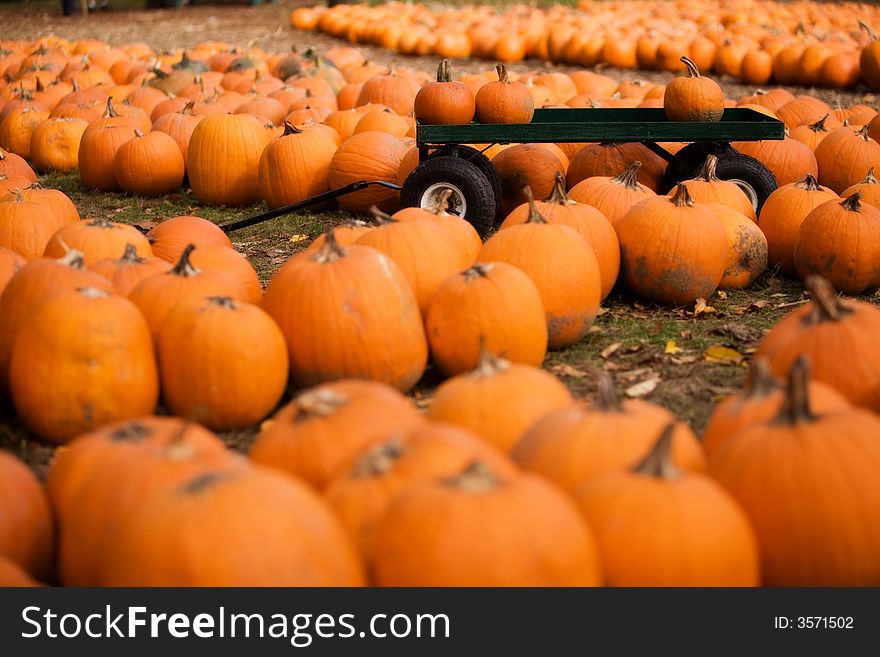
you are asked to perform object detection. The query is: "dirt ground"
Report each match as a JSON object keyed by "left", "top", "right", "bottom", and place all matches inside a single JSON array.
[{"left": 1, "top": 1, "right": 879, "bottom": 479}]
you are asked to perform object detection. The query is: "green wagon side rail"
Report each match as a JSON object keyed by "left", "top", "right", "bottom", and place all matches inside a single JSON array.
[{"left": 416, "top": 108, "right": 785, "bottom": 145}]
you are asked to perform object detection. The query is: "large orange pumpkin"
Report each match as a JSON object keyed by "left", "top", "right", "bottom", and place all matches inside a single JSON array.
[
  {"left": 43, "top": 217, "right": 153, "bottom": 265},
  {"left": 567, "top": 160, "right": 656, "bottom": 225},
  {"left": 813, "top": 125, "right": 880, "bottom": 194},
  {"left": 663, "top": 57, "right": 724, "bottom": 122},
  {"left": 0, "top": 450, "right": 53, "bottom": 581},
  {"left": 327, "top": 131, "right": 406, "bottom": 212},
  {"left": 258, "top": 121, "right": 338, "bottom": 209}
]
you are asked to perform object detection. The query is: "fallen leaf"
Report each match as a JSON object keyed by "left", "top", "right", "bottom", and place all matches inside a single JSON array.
[
  {"left": 288, "top": 234, "right": 310, "bottom": 244},
  {"left": 549, "top": 363, "right": 589, "bottom": 378},
  {"left": 716, "top": 290, "right": 728, "bottom": 300},
  {"left": 680, "top": 330, "right": 693, "bottom": 340},
  {"left": 671, "top": 355, "right": 699, "bottom": 365},
  {"left": 704, "top": 345, "right": 744, "bottom": 364},
  {"left": 132, "top": 220, "right": 159, "bottom": 234},
  {"left": 750, "top": 299, "right": 770, "bottom": 311},
  {"left": 588, "top": 325, "right": 604, "bottom": 334},
  {"left": 596, "top": 307, "right": 608, "bottom": 316},
  {"left": 709, "top": 323, "right": 763, "bottom": 343},
  {"left": 693, "top": 298, "right": 716, "bottom": 316},
  {"left": 664, "top": 340, "right": 681, "bottom": 355},
  {"left": 600, "top": 342, "right": 621, "bottom": 359},
  {"left": 625, "top": 376, "right": 661, "bottom": 398},
  {"left": 647, "top": 320, "right": 664, "bottom": 336}
]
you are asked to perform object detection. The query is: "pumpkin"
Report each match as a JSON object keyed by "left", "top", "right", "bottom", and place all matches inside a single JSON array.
[
  {"left": 616, "top": 184, "right": 726, "bottom": 305},
  {"left": 100, "top": 466, "right": 365, "bottom": 586},
  {"left": 789, "top": 114, "right": 833, "bottom": 151},
  {"left": 862, "top": 21, "right": 880, "bottom": 90},
  {"left": 187, "top": 244, "right": 262, "bottom": 305},
  {"left": 151, "top": 100, "right": 203, "bottom": 162},
  {"left": 567, "top": 160, "right": 656, "bottom": 225},
  {"left": 794, "top": 193, "right": 880, "bottom": 294},
  {"left": 261, "top": 230, "right": 428, "bottom": 391},
  {"left": 425, "top": 262, "right": 547, "bottom": 377},
  {"left": 0, "top": 451, "right": 53, "bottom": 581},
  {"left": 841, "top": 167, "right": 880, "bottom": 207},
  {"left": 370, "top": 461, "right": 602, "bottom": 586},
  {"left": 491, "top": 143, "right": 568, "bottom": 217},
  {"left": 566, "top": 141, "right": 666, "bottom": 192},
  {"left": 78, "top": 121, "right": 137, "bottom": 191},
  {"left": 0, "top": 147, "right": 36, "bottom": 182},
  {"left": 775, "top": 96, "right": 837, "bottom": 130},
  {"left": 502, "top": 171, "right": 620, "bottom": 298},
  {"left": 127, "top": 244, "right": 242, "bottom": 341},
  {"left": 757, "top": 174, "right": 839, "bottom": 277},
  {"left": 157, "top": 296, "right": 287, "bottom": 431},
  {"left": 707, "top": 203, "right": 768, "bottom": 290},
  {"left": 575, "top": 424, "right": 759, "bottom": 586},
  {"left": 709, "top": 357, "right": 880, "bottom": 585},
  {"left": 513, "top": 372, "right": 705, "bottom": 492},
  {"left": 0, "top": 556, "right": 40, "bottom": 587},
  {"left": 10, "top": 287, "right": 159, "bottom": 444},
  {"left": 355, "top": 68, "right": 416, "bottom": 115},
  {"left": 414, "top": 59, "right": 474, "bottom": 125},
  {"left": 391, "top": 189, "right": 481, "bottom": 265},
  {"left": 250, "top": 379, "right": 424, "bottom": 489},
  {"left": 702, "top": 359, "right": 851, "bottom": 456},
  {"left": 479, "top": 188, "right": 601, "bottom": 349},
  {"left": 187, "top": 113, "right": 268, "bottom": 206},
  {"left": 114, "top": 129, "right": 185, "bottom": 196},
  {"left": 89, "top": 243, "right": 173, "bottom": 296},
  {"left": 258, "top": 121, "right": 337, "bottom": 209},
  {"left": 299, "top": 219, "right": 373, "bottom": 258},
  {"left": 474, "top": 63, "right": 534, "bottom": 124},
  {"left": 813, "top": 125, "right": 880, "bottom": 194},
  {"left": 756, "top": 276, "right": 880, "bottom": 411},
  {"left": 325, "top": 422, "right": 516, "bottom": 556},
  {"left": 0, "top": 187, "right": 79, "bottom": 260},
  {"left": 732, "top": 136, "right": 818, "bottom": 187},
  {"left": 43, "top": 217, "right": 153, "bottom": 265},
  {"left": 49, "top": 417, "right": 235, "bottom": 585},
  {"left": 355, "top": 208, "right": 469, "bottom": 315},
  {"left": 426, "top": 345, "right": 572, "bottom": 452},
  {"left": 328, "top": 131, "right": 406, "bottom": 212},
  {"left": 0, "top": 246, "right": 25, "bottom": 296},
  {"left": 146, "top": 215, "right": 233, "bottom": 263},
  {"left": 28, "top": 116, "right": 88, "bottom": 173},
  {"left": 678, "top": 154, "right": 757, "bottom": 220},
  {"left": 663, "top": 56, "right": 724, "bottom": 122},
  {"left": 0, "top": 106, "right": 49, "bottom": 159}
]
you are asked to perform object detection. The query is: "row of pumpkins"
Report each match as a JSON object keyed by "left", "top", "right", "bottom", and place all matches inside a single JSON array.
[
  {"left": 292, "top": 0, "right": 880, "bottom": 90},
  {"left": 1, "top": 273, "right": 880, "bottom": 587}
]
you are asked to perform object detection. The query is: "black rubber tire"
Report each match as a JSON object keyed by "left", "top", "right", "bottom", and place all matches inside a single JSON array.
[
  {"left": 658, "top": 141, "right": 735, "bottom": 193},
  {"left": 400, "top": 156, "right": 496, "bottom": 237},
  {"left": 704, "top": 152, "right": 778, "bottom": 214},
  {"left": 431, "top": 145, "right": 503, "bottom": 212}
]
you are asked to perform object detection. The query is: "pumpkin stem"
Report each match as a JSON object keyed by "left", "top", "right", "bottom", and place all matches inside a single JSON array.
[
  {"left": 472, "top": 338, "right": 511, "bottom": 378},
  {"left": 803, "top": 275, "right": 853, "bottom": 324},
  {"left": 855, "top": 124, "right": 871, "bottom": 142},
  {"left": 670, "top": 183, "right": 695, "bottom": 207},
  {"left": 695, "top": 154, "right": 720, "bottom": 182},
  {"left": 109, "top": 420, "right": 152, "bottom": 443},
  {"left": 613, "top": 161, "right": 643, "bottom": 190},
  {"left": 808, "top": 114, "right": 830, "bottom": 133},
  {"left": 443, "top": 461, "right": 501, "bottom": 492},
  {"left": 427, "top": 189, "right": 454, "bottom": 215},
  {"left": 860, "top": 167, "right": 878, "bottom": 185},
  {"left": 294, "top": 388, "right": 347, "bottom": 420},
  {"left": 207, "top": 295, "right": 237, "bottom": 310},
  {"left": 312, "top": 229, "right": 347, "bottom": 263},
  {"left": 85, "top": 217, "right": 116, "bottom": 229},
  {"left": 545, "top": 171, "right": 574, "bottom": 205},
  {"left": 860, "top": 21, "right": 877, "bottom": 42},
  {"left": 495, "top": 63, "right": 511, "bottom": 84},
  {"left": 680, "top": 56, "right": 701, "bottom": 78},
  {"left": 743, "top": 358, "right": 782, "bottom": 399},
  {"left": 56, "top": 248, "right": 86, "bottom": 270},
  {"left": 282, "top": 120, "right": 302, "bottom": 136},
  {"left": 841, "top": 192, "right": 863, "bottom": 213},
  {"left": 593, "top": 371, "right": 623, "bottom": 412},
  {"left": 118, "top": 243, "right": 147, "bottom": 264},
  {"left": 436, "top": 59, "right": 452, "bottom": 83},
  {"left": 102, "top": 96, "right": 118, "bottom": 119},
  {"left": 795, "top": 173, "right": 822, "bottom": 191},
  {"left": 523, "top": 186, "right": 548, "bottom": 224},
  {"left": 368, "top": 206, "right": 398, "bottom": 225},
  {"left": 170, "top": 243, "right": 199, "bottom": 276},
  {"left": 181, "top": 471, "right": 229, "bottom": 495},
  {"left": 181, "top": 100, "right": 195, "bottom": 115},
  {"left": 352, "top": 438, "right": 406, "bottom": 477},
  {"left": 773, "top": 356, "right": 815, "bottom": 425},
  {"left": 463, "top": 262, "right": 495, "bottom": 282},
  {"left": 76, "top": 286, "right": 110, "bottom": 299},
  {"left": 633, "top": 424, "right": 680, "bottom": 479}
]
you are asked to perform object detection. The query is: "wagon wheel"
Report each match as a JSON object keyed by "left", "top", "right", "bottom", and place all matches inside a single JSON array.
[
  {"left": 399, "top": 156, "right": 496, "bottom": 238},
  {"left": 428, "top": 145, "right": 503, "bottom": 213}
]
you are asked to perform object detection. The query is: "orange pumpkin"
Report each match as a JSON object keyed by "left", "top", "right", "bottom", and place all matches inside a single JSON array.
[
  {"left": 147, "top": 215, "right": 233, "bottom": 263},
  {"left": 663, "top": 57, "right": 724, "bottom": 122},
  {"left": 474, "top": 64, "right": 534, "bottom": 124},
  {"left": 328, "top": 131, "right": 406, "bottom": 212},
  {"left": 90, "top": 243, "right": 173, "bottom": 296},
  {"left": 414, "top": 59, "right": 474, "bottom": 125},
  {"left": 0, "top": 450, "right": 53, "bottom": 581},
  {"left": 43, "top": 217, "right": 152, "bottom": 265},
  {"left": 567, "top": 160, "right": 656, "bottom": 225}
]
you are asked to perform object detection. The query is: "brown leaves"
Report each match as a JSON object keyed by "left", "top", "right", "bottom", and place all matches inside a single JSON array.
[
  {"left": 547, "top": 363, "right": 589, "bottom": 379},
  {"left": 624, "top": 376, "right": 661, "bottom": 398}
]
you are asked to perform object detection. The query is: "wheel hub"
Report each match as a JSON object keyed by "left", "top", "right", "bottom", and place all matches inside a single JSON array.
[{"left": 420, "top": 182, "right": 467, "bottom": 218}]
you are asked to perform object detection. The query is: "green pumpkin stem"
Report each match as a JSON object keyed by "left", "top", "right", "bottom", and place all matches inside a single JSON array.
[
  {"left": 773, "top": 356, "right": 816, "bottom": 425},
  {"left": 613, "top": 161, "right": 643, "bottom": 190},
  {"left": 680, "top": 56, "right": 701, "bottom": 78},
  {"left": 803, "top": 276, "right": 853, "bottom": 324},
  {"left": 444, "top": 461, "right": 501, "bottom": 492},
  {"left": 170, "top": 243, "right": 199, "bottom": 276},
  {"left": 633, "top": 424, "right": 680, "bottom": 479},
  {"left": 352, "top": 438, "right": 406, "bottom": 477}
]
